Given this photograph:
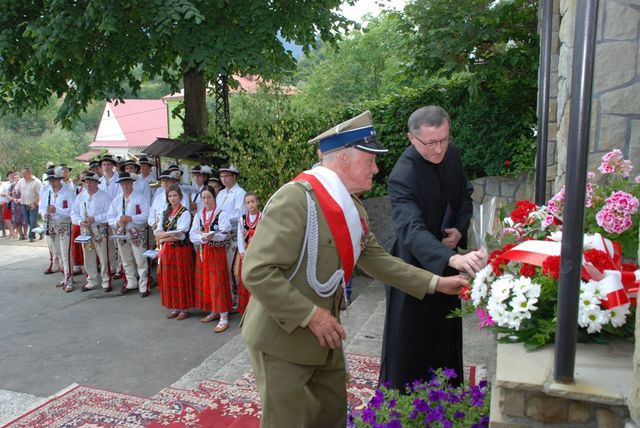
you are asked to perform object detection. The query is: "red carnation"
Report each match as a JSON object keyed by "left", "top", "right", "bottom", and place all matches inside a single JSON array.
[
  {"left": 583, "top": 249, "right": 616, "bottom": 273},
  {"left": 519, "top": 263, "right": 537, "bottom": 278},
  {"left": 459, "top": 285, "right": 471, "bottom": 300},
  {"left": 516, "top": 200, "right": 538, "bottom": 211},
  {"left": 622, "top": 262, "right": 639, "bottom": 272},
  {"left": 542, "top": 256, "right": 561, "bottom": 279},
  {"left": 510, "top": 207, "right": 529, "bottom": 224}
]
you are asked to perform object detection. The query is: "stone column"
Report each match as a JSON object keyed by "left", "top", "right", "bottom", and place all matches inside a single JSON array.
[{"left": 630, "top": 226, "right": 640, "bottom": 425}]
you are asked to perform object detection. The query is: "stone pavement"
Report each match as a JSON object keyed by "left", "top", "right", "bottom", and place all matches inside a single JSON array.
[{"left": 0, "top": 236, "right": 496, "bottom": 425}]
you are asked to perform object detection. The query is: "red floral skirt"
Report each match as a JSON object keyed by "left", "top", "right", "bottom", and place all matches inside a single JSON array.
[
  {"left": 158, "top": 243, "right": 195, "bottom": 310},
  {"left": 71, "top": 225, "right": 84, "bottom": 265},
  {"left": 2, "top": 204, "right": 11, "bottom": 221},
  {"left": 236, "top": 256, "right": 251, "bottom": 315},
  {"left": 195, "top": 243, "right": 232, "bottom": 313}
]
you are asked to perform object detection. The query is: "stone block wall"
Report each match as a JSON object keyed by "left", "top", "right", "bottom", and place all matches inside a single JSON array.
[
  {"left": 552, "top": 0, "right": 640, "bottom": 192},
  {"left": 471, "top": 174, "right": 535, "bottom": 207}
]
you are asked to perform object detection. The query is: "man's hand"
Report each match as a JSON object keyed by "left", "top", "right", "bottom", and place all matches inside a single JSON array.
[
  {"left": 120, "top": 215, "right": 132, "bottom": 224},
  {"left": 449, "top": 251, "right": 484, "bottom": 277},
  {"left": 47, "top": 205, "right": 56, "bottom": 214},
  {"left": 435, "top": 274, "right": 469, "bottom": 295},
  {"left": 442, "top": 228, "right": 462, "bottom": 249},
  {"left": 307, "top": 307, "right": 346, "bottom": 349}
]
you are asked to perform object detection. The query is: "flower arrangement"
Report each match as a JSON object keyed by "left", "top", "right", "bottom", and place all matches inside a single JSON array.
[
  {"left": 454, "top": 149, "right": 639, "bottom": 350},
  {"left": 348, "top": 369, "right": 490, "bottom": 428},
  {"left": 549, "top": 149, "right": 640, "bottom": 257}
]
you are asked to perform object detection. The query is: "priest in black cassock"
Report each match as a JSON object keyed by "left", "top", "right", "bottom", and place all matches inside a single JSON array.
[{"left": 380, "top": 105, "right": 484, "bottom": 389}]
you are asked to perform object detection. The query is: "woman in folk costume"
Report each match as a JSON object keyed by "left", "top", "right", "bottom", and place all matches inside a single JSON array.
[
  {"left": 189, "top": 185, "right": 233, "bottom": 333},
  {"left": 235, "top": 192, "right": 262, "bottom": 314},
  {"left": 155, "top": 184, "right": 195, "bottom": 320}
]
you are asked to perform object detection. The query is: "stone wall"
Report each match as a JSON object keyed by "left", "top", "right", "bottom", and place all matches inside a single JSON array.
[{"left": 552, "top": 0, "right": 640, "bottom": 192}]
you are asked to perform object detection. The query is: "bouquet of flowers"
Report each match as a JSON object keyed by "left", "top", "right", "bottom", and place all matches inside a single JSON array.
[
  {"left": 348, "top": 369, "right": 490, "bottom": 428},
  {"left": 454, "top": 149, "right": 639, "bottom": 349}
]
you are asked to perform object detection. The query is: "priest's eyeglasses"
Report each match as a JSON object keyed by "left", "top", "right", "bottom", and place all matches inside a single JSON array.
[{"left": 412, "top": 134, "right": 449, "bottom": 148}]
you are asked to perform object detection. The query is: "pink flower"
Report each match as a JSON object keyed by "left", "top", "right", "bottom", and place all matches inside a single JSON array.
[
  {"left": 598, "top": 149, "right": 634, "bottom": 177},
  {"left": 607, "top": 191, "right": 639, "bottom": 215},
  {"left": 635, "top": 175, "right": 640, "bottom": 184},
  {"left": 542, "top": 215, "right": 555, "bottom": 228},
  {"left": 587, "top": 171, "right": 596, "bottom": 181},
  {"left": 476, "top": 308, "right": 495, "bottom": 330}
]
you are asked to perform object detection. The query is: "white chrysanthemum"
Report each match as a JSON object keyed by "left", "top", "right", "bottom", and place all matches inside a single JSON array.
[
  {"left": 579, "top": 290, "right": 600, "bottom": 311},
  {"left": 504, "top": 217, "right": 515, "bottom": 227},
  {"left": 489, "top": 275, "right": 514, "bottom": 303},
  {"left": 509, "top": 294, "right": 538, "bottom": 314},
  {"left": 578, "top": 306, "right": 610, "bottom": 334},
  {"left": 608, "top": 304, "right": 631, "bottom": 327},
  {"left": 525, "top": 282, "right": 541, "bottom": 299},
  {"left": 486, "top": 300, "right": 509, "bottom": 327},
  {"left": 506, "top": 311, "right": 529, "bottom": 330},
  {"left": 511, "top": 276, "right": 533, "bottom": 296},
  {"left": 471, "top": 280, "right": 487, "bottom": 307},
  {"left": 585, "top": 280, "right": 605, "bottom": 301}
]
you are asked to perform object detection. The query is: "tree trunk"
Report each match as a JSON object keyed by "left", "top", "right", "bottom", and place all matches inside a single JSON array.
[{"left": 183, "top": 67, "right": 208, "bottom": 138}]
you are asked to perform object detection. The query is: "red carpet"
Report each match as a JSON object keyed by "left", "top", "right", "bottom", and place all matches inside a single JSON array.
[{"left": 3, "top": 354, "right": 483, "bottom": 427}]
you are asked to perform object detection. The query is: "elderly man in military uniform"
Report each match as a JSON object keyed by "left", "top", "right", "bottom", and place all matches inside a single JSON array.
[{"left": 241, "top": 111, "right": 469, "bottom": 428}]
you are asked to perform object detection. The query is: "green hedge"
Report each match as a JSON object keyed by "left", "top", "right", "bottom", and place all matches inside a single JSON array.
[{"left": 210, "top": 74, "right": 536, "bottom": 201}]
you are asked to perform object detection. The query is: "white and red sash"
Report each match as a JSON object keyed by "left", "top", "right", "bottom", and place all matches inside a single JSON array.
[{"left": 293, "top": 166, "right": 362, "bottom": 284}]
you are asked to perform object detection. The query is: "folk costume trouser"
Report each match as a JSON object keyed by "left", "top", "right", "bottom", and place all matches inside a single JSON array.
[
  {"left": 107, "top": 227, "right": 119, "bottom": 275},
  {"left": 116, "top": 232, "right": 149, "bottom": 293},
  {"left": 83, "top": 227, "right": 111, "bottom": 289},
  {"left": 248, "top": 347, "right": 348, "bottom": 428},
  {"left": 49, "top": 220, "right": 72, "bottom": 286}
]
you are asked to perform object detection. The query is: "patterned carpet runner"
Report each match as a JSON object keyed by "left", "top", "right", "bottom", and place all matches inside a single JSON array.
[{"left": 3, "top": 354, "right": 483, "bottom": 427}]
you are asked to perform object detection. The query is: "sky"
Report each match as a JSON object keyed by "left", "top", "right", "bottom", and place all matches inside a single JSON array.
[{"left": 339, "top": 0, "right": 408, "bottom": 22}]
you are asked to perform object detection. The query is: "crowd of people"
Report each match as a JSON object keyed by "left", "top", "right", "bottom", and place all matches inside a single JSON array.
[
  {"left": 2, "top": 105, "right": 487, "bottom": 427},
  {"left": 0, "top": 156, "right": 262, "bottom": 334}
]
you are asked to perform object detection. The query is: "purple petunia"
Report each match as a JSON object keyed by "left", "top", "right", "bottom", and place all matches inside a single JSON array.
[
  {"left": 425, "top": 404, "right": 445, "bottom": 423},
  {"left": 429, "top": 389, "right": 447, "bottom": 402},
  {"left": 386, "top": 420, "right": 402, "bottom": 428},
  {"left": 361, "top": 408, "right": 377, "bottom": 424},
  {"left": 413, "top": 398, "right": 430, "bottom": 413},
  {"left": 370, "top": 390, "right": 385, "bottom": 410},
  {"left": 454, "top": 410, "right": 466, "bottom": 418},
  {"left": 442, "top": 368, "right": 457, "bottom": 379},
  {"left": 388, "top": 399, "right": 397, "bottom": 409}
]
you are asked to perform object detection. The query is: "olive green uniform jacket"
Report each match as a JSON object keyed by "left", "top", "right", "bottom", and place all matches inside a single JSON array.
[{"left": 241, "top": 181, "right": 440, "bottom": 366}]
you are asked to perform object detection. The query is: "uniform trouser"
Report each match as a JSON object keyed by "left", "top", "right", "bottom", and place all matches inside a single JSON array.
[
  {"left": 116, "top": 238, "right": 148, "bottom": 292},
  {"left": 83, "top": 234, "right": 111, "bottom": 289},
  {"left": 108, "top": 229, "right": 119, "bottom": 274},
  {"left": 226, "top": 242, "right": 237, "bottom": 300},
  {"left": 49, "top": 225, "right": 72, "bottom": 285},
  {"left": 248, "top": 347, "right": 347, "bottom": 428}
]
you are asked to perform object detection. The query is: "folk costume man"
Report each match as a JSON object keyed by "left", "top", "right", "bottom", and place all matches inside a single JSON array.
[
  {"left": 380, "top": 106, "right": 484, "bottom": 389},
  {"left": 241, "top": 111, "right": 469, "bottom": 428},
  {"left": 98, "top": 155, "right": 121, "bottom": 200},
  {"left": 39, "top": 167, "right": 76, "bottom": 292},
  {"left": 107, "top": 172, "right": 151, "bottom": 297},
  {"left": 216, "top": 164, "right": 246, "bottom": 305},
  {"left": 71, "top": 173, "right": 113, "bottom": 292},
  {"left": 189, "top": 165, "right": 212, "bottom": 214},
  {"left": 121, "top": 159, "right": 152, "bottom": 202}
]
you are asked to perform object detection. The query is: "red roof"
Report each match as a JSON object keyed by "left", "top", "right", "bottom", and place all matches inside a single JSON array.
[
  {"left": 75, "top": 150, "right": 102, "bottom": 162},
  {"left": 91, "top": 100, "right": 168, "bottom": 149}
]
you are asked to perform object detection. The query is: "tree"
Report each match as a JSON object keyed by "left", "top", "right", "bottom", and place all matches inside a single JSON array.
[
  {"left": 294, "top": 12, "right": 410, "bottom": 109},
  {"left": 0, "top": 1, "right": 353, "bottom": 138}
]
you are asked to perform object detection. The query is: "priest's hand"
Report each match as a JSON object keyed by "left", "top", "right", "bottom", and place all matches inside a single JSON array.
[
  {"left": 435, "top": 274, "right": 469, "bottom": 295},
  {"left": 442, "top": 227, "right": 462, "bottom": 249},
  {"left": 308, "top": 307, "right": 346, "bottom": 349},
  {"left": 449, "top": 251, "right": 484, "bottom": 277}
]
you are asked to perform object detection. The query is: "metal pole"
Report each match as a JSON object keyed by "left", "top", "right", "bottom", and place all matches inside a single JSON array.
[
  {"left": 535, "top": 0, "right": 553, "bottom": 205},
  {"left": 554, "top": 0, "right": 598, "bottom": 384}
]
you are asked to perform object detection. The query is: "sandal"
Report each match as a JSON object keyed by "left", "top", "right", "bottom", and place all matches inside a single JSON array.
[
  {"left": 200, "top": 313, "right": 220, "bottom": 323},
  {"left": 176, "top": 311, "right": 191, "bottom": 321},
  {"left": 214, "top": 320, "right": 229, "bottom": 333},
  {"left": 167, "top": 310, "right": 180, "bottom": 319}
]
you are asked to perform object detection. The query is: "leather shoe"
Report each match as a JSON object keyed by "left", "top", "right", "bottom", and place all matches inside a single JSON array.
[
  {"left": 214, "top": 322, "right": 229, "bottom": 333},
  {"left": 55, "top": 281, "right": 65, "bottom": 288},
  {"left": 104, "top": 286, "right": 113, "bottom": 293},
  {"left": 64, "top": 285, "right": 75, "bottom": 293},
  {"left": 44, "top": 268, "right": 55, "bottom": 275},
  {"left": 200, "top": 313, "right": 220, "bottom": 323},
  {"left": 112, "top": 272, "right": 123, "bottom": 280},
  {"left": 176, "top": 311, "right": 190, "bottom": 320},
  {"left": 167, "top": 311, "right": 180, "bottom": 319},
  {"left": 121, "top": 287, "right": 132, "bottom": 295},
  {"left": 81, "top": 285, "right": 94, "bottom": 292},
  {"left": 140, "top": 290, "right": 150, "bottom": 298}
]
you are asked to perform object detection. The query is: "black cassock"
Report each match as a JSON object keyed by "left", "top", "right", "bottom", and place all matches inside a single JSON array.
[{"left": 380, "top": 144, "right": 473, "bottom": 389}]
